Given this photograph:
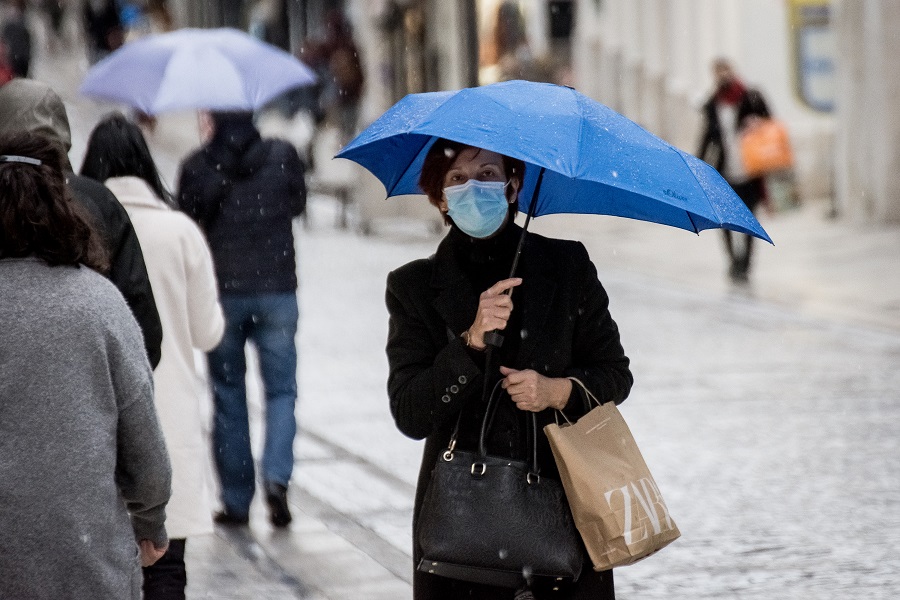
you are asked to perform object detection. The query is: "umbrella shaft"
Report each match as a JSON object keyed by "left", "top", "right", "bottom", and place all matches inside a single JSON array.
[{"left": 506, "top": 166, "right": 545, "bottom": 298}]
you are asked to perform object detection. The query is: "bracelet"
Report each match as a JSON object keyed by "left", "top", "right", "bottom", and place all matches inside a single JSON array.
[{"left": 461, "top": 329, "right": 486, "bottom": 351}]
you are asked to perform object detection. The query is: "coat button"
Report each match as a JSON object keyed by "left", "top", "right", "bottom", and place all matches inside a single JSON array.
[
  {"left": 450, "top": 385, "right": 459, "bottom": 394},
  {"left": 458, "top": 375, "right": 467, "bottom": 384},
  {"left": 441, "top": 394, "right": 451, "bottom": 403}
]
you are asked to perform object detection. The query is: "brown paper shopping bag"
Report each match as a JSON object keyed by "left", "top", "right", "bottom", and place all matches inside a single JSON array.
[{"left": 545, "top": 379, "right": 680, "bottom": 571}]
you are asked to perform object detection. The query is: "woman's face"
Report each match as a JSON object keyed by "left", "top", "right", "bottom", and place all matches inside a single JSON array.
[{"left": 438, "top": 147, "right": 518, "bottom": 211}]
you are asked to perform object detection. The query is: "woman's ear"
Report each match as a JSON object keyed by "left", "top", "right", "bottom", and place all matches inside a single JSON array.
[{"left": 508, "top": 178, "right": 521, "bottom": 203}]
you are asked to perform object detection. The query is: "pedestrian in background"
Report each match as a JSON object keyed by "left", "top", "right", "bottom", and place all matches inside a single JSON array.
[
  {"left": 81, "top": 113, "right": 225, "bottom": 600},
  {"left": 83, "top": 0, "right": 123, "bottom": 63},
  {"left": 303, "top": 9, "right": 364, "bottom": 142},
  {"left": 0, "top": 78, "right": 164, "bottom": 367},
  {"left": 0, "top": 130, "right": 171, "bottom": 600},
  {"left": 177, "top": 110, "right": 307, "bottom": 528},
  {"left": 386, "top": 139, "right": 633, "bottom": 599},
  {"left": 1, "top": 0, "right": 32, "bottom": 77},
  {"left": 697, "top": 57, "right": 771, "bottom": 283}
]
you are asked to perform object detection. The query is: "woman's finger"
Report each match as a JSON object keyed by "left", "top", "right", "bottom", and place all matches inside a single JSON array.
[{"left": 484, "top": 277, "right": 522, "bottom": 297}]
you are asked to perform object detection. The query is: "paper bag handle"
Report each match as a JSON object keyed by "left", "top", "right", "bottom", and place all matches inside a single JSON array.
[{"left": 553, "top": 376, "right": 605, "bottom": 426}]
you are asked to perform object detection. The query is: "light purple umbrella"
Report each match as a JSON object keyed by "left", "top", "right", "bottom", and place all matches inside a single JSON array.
[{"left": 79, "top": 28, "right": 317, "bottom": 115}]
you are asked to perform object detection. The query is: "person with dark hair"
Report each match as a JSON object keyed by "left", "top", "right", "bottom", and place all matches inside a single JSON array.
[
  {"left": 386, "top": 139, "right": 633, "bottom": 600},
  {"left": 83, "top": 0, "right": 123, "bottom": 63},
  {"left": 177, "top": 110, "right": 306, "bottom": 529},
  {"left": 0, "top": 78, "right": 163, "bottom": 368},
  {"left": 697, "top": 58, "right": 771, "bottom": 282},
  {"left": 82, "top": 113, "right": 224, "bottom": 600},
  {"left": 1, "top": 0, "right": 32, "bottom": 78},
  {"left": 0, "top": 131, "right": 171, "bottom": 600}
]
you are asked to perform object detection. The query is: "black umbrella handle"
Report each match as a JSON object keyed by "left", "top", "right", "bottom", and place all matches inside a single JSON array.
[{"left": 484, "top": 167, "right": 545, "bottom": 349}]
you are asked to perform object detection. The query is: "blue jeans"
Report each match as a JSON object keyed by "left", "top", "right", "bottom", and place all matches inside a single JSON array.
[{"left": 209, "top": 292, "right": 299, "bottom": 516}]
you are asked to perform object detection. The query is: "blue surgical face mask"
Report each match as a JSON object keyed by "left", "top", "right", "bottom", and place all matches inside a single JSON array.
[{"left": 444, "top": 179, "right": 511, "bottom": 239}]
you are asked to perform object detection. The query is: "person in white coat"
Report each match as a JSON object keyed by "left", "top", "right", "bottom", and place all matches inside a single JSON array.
[{"left": 81, "top": 113, "right": 225, "bottom": 600}]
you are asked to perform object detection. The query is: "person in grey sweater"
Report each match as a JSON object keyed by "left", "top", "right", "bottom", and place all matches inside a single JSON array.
[{"left": 0, "top": 132, "right": 172, "bottom": 599}]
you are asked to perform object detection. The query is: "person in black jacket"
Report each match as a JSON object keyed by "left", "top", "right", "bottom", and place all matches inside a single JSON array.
[
  {"left": 177, "top": 111, "right": 306, "bottom": 528},
  {"left": 697, "top": 58, "right": 770, "bottom": 283},
  {"left": 1, "top": 0, "right": 32, "bottom": 78},
  {"left": 386, "top": 139, "right": 633, "bottom": 600},
  {"left": 0, "top": 78, "right": 163, "bottom": 368}
]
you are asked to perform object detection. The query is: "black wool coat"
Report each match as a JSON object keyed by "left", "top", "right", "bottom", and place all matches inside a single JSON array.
[
  {"left": 69, "top": 173, "right": 163, "bottom": 369},
  {"left": 386, "top": 225, "right": 633, "bottom": 599}
]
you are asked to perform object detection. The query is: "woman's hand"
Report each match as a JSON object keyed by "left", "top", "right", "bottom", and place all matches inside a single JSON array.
[
  {"left": 499, "top": 366, "right": 572, "bottom": 412},
  {"left": 139, "top": 539, "right": 169, "bottom": 567},
  {"left": 465, "top": 278, "right": 522, "bottom": 349}
]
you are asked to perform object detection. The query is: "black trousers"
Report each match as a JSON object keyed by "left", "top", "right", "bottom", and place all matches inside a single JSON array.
[
  {"left": 142, "top": 538, "right": 187, "bottom": 600},
  {"left": 722, "top": 177, "right": 765, "bottom": 278}
]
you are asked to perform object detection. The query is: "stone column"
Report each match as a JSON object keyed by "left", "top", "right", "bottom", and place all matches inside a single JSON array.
[{"left": 834, "top": 0, "right": 900, "bottom": 222}]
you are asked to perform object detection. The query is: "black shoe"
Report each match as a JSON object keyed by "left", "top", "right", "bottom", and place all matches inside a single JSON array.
[
  {"left": 213, "top": 510, "right": 249, "bottom": 526},
  {"left": 264, "top": 481, "right": 292, "bottom": 527}
]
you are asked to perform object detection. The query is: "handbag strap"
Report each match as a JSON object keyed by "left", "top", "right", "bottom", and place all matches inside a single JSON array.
[
  {"left": 443, "top": 378, "right": 540, "bottom": 477},
  {"left": 442, "top": 331, "right": 540, "bottom": 476}
]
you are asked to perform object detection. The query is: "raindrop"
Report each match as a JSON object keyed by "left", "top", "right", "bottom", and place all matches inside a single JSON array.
[
  {"left": 498, "top": 549, "right": 508, "bottom": 559},
  {"left": 520, "top": 329, "right": 528, "bottom": 339},
  {"left": 80, "top": 534, "right": 90, "bottom": 544},
  {"left": 611, "top": 170, "right": 618, "bottom": 178}
]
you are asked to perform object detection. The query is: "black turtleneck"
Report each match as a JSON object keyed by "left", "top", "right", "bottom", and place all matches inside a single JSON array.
[{"left": 447, "top": 222, "right": 529, "bottom": 459}]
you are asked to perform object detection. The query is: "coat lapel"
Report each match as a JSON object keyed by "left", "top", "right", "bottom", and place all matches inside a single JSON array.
[{"left": 430, "top": 236, "right": 479, "bottom": 338}]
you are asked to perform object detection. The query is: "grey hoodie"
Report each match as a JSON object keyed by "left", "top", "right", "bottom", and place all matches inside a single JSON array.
[{"left": 0, "top": 79, "right": 164, "bottom": 367}]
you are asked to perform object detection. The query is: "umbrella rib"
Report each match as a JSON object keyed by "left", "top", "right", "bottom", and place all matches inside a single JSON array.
[{"left": 674, "top": 149, "right": 723, "bottom": 230}]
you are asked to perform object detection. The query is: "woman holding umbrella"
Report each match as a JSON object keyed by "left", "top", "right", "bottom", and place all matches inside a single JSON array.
[{"left": 386, "top": 138, "right": 633, "bottom": 599}]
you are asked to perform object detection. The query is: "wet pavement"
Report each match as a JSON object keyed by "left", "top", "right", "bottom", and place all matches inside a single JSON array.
[{"left": 24, "top": 27, "right": 900, "bottom": 599}]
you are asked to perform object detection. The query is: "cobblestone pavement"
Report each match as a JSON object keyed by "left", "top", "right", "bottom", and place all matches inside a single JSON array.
[{"left": 26, "top": 26, "right": 900, "bottom": 599}]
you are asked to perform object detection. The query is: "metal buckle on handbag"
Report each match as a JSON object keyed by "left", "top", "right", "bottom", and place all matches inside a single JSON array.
[
  {"left": 442, "top": 438, "right": 457, "bottom": 461},
  {"left": 471, "top": 463, "right": 486, "bottom": 476}
]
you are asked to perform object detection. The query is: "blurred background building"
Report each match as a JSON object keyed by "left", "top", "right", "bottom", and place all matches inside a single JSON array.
[{"left": 90, "top": 0, "right": 900, "bottom": 223}]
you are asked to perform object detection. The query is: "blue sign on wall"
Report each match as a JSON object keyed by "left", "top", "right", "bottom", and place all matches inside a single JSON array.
[{"left": 791, "top": 1, "right": 834, "bottom": 112}]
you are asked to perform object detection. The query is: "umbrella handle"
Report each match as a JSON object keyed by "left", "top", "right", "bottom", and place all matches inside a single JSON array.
[{"left": 483, "top": 167, "right": 545, "bottom": 350}]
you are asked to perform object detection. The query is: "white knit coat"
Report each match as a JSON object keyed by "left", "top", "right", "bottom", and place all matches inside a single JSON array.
[{"left": 106, "top": 176, "right": 224, "bottom": 538}]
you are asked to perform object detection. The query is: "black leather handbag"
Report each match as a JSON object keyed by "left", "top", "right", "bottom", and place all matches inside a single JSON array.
[{"left": 416, "top": 380, "right": 584, "bottom": 588}]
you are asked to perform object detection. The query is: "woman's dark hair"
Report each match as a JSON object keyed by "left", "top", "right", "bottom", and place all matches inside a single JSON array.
[
  {"left": 80, "top": 112, "right": 174, "bottom": 206},
  {"left": 419, "top": 138, "right": 526, "bottom": 224},
  {"left": 0, "top": 132, "right": 108, "bottom": 271}
]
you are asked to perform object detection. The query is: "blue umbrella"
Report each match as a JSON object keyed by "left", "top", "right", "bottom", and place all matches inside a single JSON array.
[
  {"left": 337, "top": 80, "right": 772, "bottom": 245},
  {"left": 79, "top": 28, "right": 316, "bottom": 115}
]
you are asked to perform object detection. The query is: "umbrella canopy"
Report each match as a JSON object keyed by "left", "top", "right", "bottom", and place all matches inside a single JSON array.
[
  {"left": 79, "top": 28, "right": 317, "bottom": 115},
  {"left": 337, "top": 80, "right": 772, "bottom": 243}
]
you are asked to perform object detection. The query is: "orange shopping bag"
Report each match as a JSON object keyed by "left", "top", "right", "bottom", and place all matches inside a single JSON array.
[{"left": 740, "top": 118, "right": 794, "bottom": 177}]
